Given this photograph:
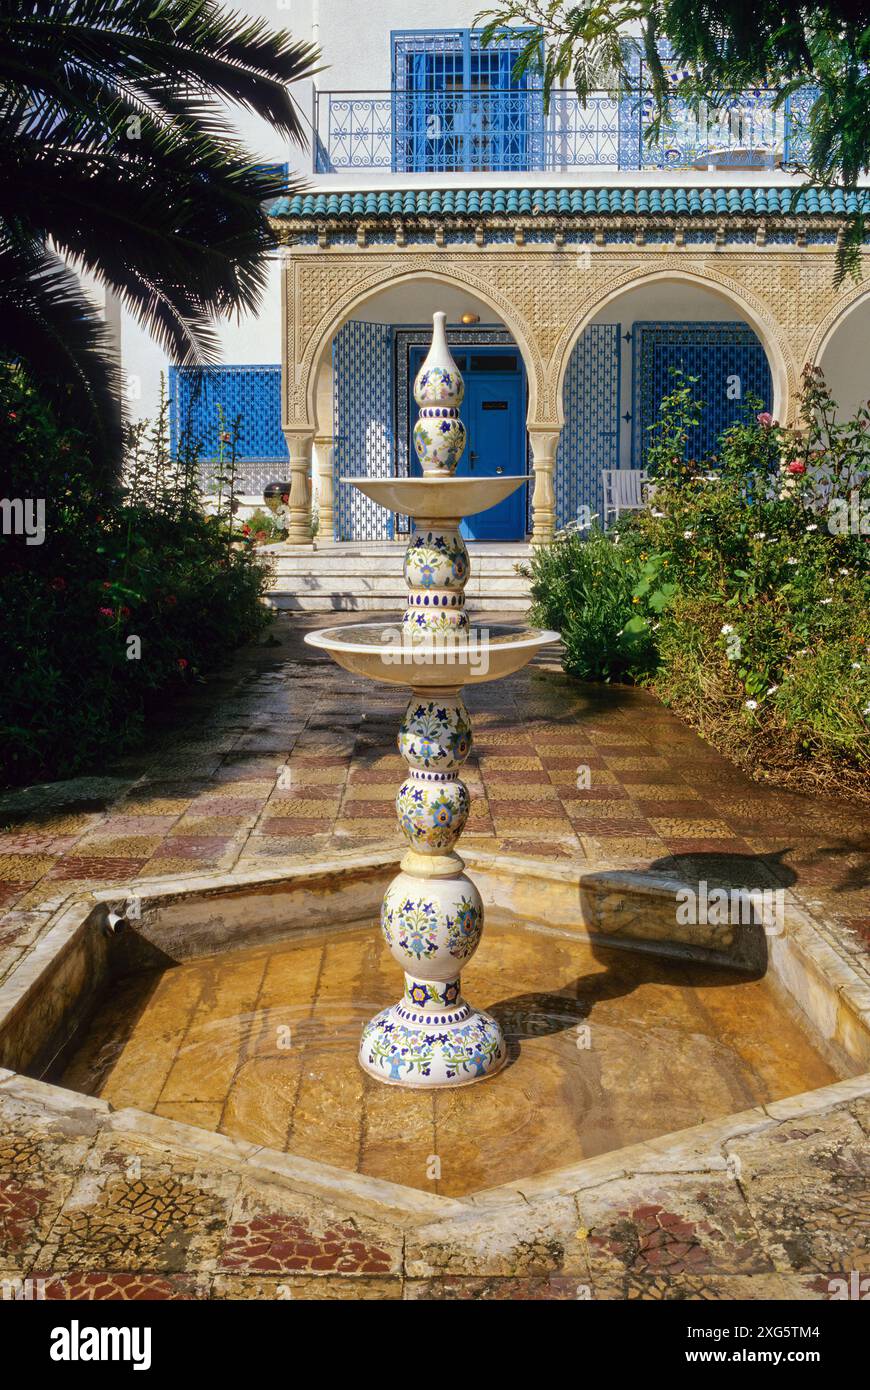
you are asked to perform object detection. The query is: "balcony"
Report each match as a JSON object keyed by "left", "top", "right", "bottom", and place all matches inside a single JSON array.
[{"left": 313, "top": 87, "right": 814, "bottom": 175}]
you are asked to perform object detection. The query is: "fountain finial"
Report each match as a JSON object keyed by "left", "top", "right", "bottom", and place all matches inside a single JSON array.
[{"left": 412, "top": 312, "right": 466, "bottom": 475}]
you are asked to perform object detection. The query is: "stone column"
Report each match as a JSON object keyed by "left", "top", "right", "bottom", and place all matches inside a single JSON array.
[
  {"left": 528, "top": 427, "right": 561, "bottom": 547},
  {"left": 282, "top": 427, "right": 315, "bottom": 544},
  {"left": 313, "top": 434, "right": 335, "bottom": 543}
]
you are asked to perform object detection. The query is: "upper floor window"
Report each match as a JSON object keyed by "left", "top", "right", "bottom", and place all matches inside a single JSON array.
[{"left": 391, "top": 29, "right": 543, "bottom": 173}]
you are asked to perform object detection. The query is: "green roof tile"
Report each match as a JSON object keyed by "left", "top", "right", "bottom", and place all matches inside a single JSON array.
[{"left": 269, "top": 185, "right": 870, "bottom": 220}]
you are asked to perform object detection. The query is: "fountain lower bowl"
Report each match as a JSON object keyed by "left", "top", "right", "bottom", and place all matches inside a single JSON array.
[{"left": 304, "top": 622, "right": 559, "bottom": 687}]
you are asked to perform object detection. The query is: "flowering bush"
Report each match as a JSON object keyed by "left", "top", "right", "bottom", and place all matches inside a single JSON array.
[
  {"left": 527, "top": 369, "right": 870, "bottom": 797},
  {"left": 0, "top": 367, "right": 273, "bottom": 786}
]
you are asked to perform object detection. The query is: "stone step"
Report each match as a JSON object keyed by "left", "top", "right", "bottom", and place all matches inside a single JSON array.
[
  {"left": 266, "top": 574, "right": 531, "bottom": 596},
  {"left": 262, "top": 540, "right": 533, "bottom": 613},
  {"left": 269, "top": 558, "right": 530, "bottom": 579}
]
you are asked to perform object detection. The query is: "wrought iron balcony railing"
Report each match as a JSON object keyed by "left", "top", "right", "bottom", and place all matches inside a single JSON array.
[{"left": 313, "top": 87, "right": 814, "bottom": 175}]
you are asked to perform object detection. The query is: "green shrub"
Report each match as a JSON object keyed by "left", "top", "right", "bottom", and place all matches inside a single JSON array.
[
  {"left": 524, "top": 526, "right": 658, "bottom": 682},
  {"left": 0, "top": 367, "right": 273, "bottom": 786},
  {"left": 530, "top": 368, "right": 870, "bottom": 794}
]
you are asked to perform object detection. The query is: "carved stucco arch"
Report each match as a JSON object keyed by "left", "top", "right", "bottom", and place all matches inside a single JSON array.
[
  {"left": 548, "top": 263, "right": 797, "bottom": 427},
  {"left": 288, "top": 257, "right": 547, "bottom": 429},
  {"left": 805, "top": 282, "right": 870, "bottom": 369}
]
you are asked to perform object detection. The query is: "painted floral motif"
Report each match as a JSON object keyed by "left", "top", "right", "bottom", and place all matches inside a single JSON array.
[
  {"left": 381, "top": 896, "right": 439, "bottom": 960},
  {"left": 404, "top": 977, "right": 460, "bottom": 1008},
  {"left": 398, "top": 698, "right": 472, "bottom": 771},
  {"left": 396, "top": 776, "right": 469, "bottom": 851},
  {"left": 413, "top": 411, "right": 466, "bottom": 474},
  {"left": 360, "top": 1010, "right": 504, "bottom": 1082},
  {"left": 413, "top": 365, "right": 464, "bottom": 408},
  {"left": 446, "top": 896, "right": 481, "bottom": 961},
  {"left": 401, "top": 607, "right": 469, "bottom": 635},
  {"left": 403, "top": 528, "right": 468, "bottom": 590}
]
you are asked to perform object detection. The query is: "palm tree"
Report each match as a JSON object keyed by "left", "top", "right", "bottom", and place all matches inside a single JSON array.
[{"left": 0, "top": 0, "right": 319, "bottom": 474}]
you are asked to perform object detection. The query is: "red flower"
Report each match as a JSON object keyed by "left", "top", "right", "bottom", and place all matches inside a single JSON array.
[
  {"left": 8, "top": 411, "right": 17, "bottom": 421},
  {"left": 165, "top": 594, "right": 177, "bottom": 606},
  {"left": 242, "top": 524, "right": 251, "bottom": 536},
  {"left": 787, "top": 460, "right": 806, "bottom": 475},
  {"left": 98, "top": 606, "right": 113, "bottom": 618},
  {"left": 120, "top": 605, "right": 131, "bottom": 618},
  {"left": 280, "top": 493, "right": 289, "bottom": 504},
  {"left": 220, "top": 431, "right": 232, "bottom": 443},
  {"left": 177, "top": 657, "right": 189, "bottom": 669},
  {"left": 50, "top": 576, "right": 65, "bottom": 590}
]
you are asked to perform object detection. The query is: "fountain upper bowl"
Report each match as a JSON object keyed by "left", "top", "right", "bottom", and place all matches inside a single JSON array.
[
  {"left": 304, "top": 622, "right": 560, "bottom": 687},
  {"left": 342, "top": 475, "right": 529, "bottom": 521}
]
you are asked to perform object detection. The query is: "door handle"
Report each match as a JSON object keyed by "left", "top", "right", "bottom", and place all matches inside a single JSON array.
[
  {"left": 495, "top": 466, "right": 504, "bottom": 474},
  {"left": 469, "top": 450, "right": 478, "bottom": 472}
]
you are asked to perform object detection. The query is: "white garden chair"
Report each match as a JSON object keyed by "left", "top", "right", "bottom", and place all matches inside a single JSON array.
[{"left": 602, "top": 468, "right": 650, "bottom": 524}]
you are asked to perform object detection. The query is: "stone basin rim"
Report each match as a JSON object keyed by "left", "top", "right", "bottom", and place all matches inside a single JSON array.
[
  {"left": 1, "top": 851, "right": 868, "bottom": 1230},
  {"left": 303, "top": 622, "right": 560, "bottom": 657}
]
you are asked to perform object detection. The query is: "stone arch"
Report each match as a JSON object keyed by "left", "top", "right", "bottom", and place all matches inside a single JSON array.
[
  {"left": 289, "top": 259, "right": 547, "bottom": 430},
  {"left": 549, "top": 265, "right": 796, "bottom": 428}
]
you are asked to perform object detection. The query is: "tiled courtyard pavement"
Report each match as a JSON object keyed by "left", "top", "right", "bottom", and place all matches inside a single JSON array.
[{"left": 0, "top": 611, "right": 867, "bottom": 1300}]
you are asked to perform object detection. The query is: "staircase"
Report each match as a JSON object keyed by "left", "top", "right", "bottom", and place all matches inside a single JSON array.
[{"left": 264, "top": 541, "right": 532, "bottom": 614}]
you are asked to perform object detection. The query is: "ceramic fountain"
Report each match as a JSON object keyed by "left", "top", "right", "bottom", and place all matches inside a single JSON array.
[{"left": 306, "top": 311, "right": 558, "bottom": 1088}]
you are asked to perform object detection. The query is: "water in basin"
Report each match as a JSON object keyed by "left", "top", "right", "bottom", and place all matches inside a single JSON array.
[{"left": 50, "top": 914, "right": 836, "bottom": 1198}]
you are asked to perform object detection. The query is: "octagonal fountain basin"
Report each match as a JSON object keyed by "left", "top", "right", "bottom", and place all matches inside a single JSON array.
[
  {"left": 304, "top": 622, "right": 559, "bottom": 687},
  {"left": 1, "top": 853, "right": 867, "bottom": 1209},
  {"left": 344, "top": 474, "right": 529, "bottom": 520}
]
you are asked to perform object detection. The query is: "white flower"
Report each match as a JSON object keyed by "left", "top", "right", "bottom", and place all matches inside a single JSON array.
[
  {"left": 786, "top": 557, "right": 798, "bottom": 565},
  {"left": 820, "top": 598, "right": 833, "bottom": 605},
  {"left": 753, "top": 532, "right": 766, "bottom": 540},
  {"left": 839, "top": 568, "right": 851, "bottom": 576},
  {"left": 720, "top": 623, "right": 734, "bottom": 635},
  {"left": 683, "top": 530, "right": 694, "bottom": 539},
  {"left": 852, "top": 662, "right": 862, "bottom": 670},
  {"left": 745, "top": 699, "right": 758, "bottom": 710},
  {"left": 651, "top": 510, "right": 665, "bottom": 518},
  {"left": 766, "top": 685, "right": 779, "bottom": 695},
  {"left": 864, "top": 705, "right": 870, "bottom": 717},
  {"left": 805, "top": 524, "right": 818, "bottom": 532}
]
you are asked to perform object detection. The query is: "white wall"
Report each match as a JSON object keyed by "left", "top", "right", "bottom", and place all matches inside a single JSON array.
[{"left": 818, "top": 296, "right": 870, "bottom": 421}]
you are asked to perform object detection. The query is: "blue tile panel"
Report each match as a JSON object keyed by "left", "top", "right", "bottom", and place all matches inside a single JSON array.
[
  {"left": 270, "top": 185, "right": 870, "bottom": 220},
  {"left": 169, "top": 364, "right": 283, "bottom": 459},
  {"left": 631, "top": 322, "right": 773, "bottom": 467},
  {"left": 556, "top": 325, "right": 621, "bottom": 528},
  {"left": 333, "top": 320, "right": 394, "bottom": 541}
]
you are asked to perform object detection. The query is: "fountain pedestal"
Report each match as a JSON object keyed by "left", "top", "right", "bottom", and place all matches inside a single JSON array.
[{"left": 306, "top": 312, "right": 557, "bottom": 1088}]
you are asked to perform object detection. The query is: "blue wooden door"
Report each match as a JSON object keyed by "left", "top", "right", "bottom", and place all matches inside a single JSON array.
[{"left": 457, "top": 372, "right": 526, "bottom": 540}]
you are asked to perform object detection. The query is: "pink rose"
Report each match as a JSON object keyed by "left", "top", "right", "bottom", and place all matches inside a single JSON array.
[
  {"left": 787, "top": 460, "right": 806, "bottom": 475},
  {"left": 756, "top": 412, "right": 774, "bottom": 428}
]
